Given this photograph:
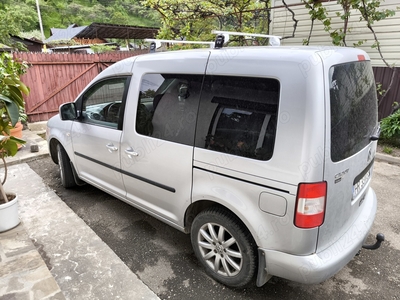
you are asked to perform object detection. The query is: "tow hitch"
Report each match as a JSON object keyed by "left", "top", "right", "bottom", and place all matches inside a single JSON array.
[{"left": 362, "top": 233, "right": 385, "bottom": 250}]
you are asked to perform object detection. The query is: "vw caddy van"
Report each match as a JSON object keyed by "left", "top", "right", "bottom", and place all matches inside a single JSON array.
[{"left": 47, "top": 36, "right": 383, "bottom": 287}]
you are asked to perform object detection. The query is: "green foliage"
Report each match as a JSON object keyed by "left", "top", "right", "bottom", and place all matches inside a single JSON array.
[
  {"left": 19, "top": 30, "right": 45, "bottom": 41},
  {"left": 0, "top": 53, "right": 29, "bottom": 160},
  {"left": 376, "top": 82, "right": 386, "bottom": 96},
  {"left": 38, "top": 0, "right": 159, "bottom": 33},
  {"left": 383, "top": 146, "right": 393, "bottom": 154},
  {"left": 90, "top": 44, "right": 117, "bottom": 53},
  {"left": 380, "top": 110, "right": 400, "bottom": 139},
  {"left": 0, "top": 1, "right": 37, "bottom": 49},
  {"left": 1, "top": 0, "right": 160, "bottom": 41},
  {"left": 302, "top": 0, "right": 396, "bottom": 47},
  {"left": 142, "top": 0, "right": 270, "bottom": 43}
]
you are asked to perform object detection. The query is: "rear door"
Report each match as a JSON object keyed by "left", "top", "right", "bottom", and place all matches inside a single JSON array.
[
  {"left": 318, "top": 59, "right": 379, "bottom": 251},
  {"left": 120, "top": 52, "right": 209, "bottom": 227}
]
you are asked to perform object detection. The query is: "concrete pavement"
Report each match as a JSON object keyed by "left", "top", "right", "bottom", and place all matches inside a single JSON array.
[{"left": 0, "top": 126, "right": 159, "bottom": 300}]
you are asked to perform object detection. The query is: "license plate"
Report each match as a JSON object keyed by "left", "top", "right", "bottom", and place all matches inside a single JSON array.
[{"left": 353, "top": 168, "right": 371, "bottom": 198}]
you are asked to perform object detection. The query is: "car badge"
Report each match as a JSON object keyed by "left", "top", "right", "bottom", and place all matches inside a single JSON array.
[{"left": 367, "top": 147, "right": 372, "bottom": 163}]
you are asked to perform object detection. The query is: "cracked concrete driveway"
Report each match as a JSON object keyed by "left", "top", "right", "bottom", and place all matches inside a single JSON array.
[{"left": 28, "top": 158, "right": 400, "bottom": 299}]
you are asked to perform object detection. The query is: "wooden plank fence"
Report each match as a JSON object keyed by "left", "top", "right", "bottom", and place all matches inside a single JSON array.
[
  {"left": 14, "top": 51, "right": 146, "bottom": 122},
  {"left": 13, "top": 52, "right": 400, "bottom": 123},
  {"left": 373, "top": 67, "right": 400, "bottom": 120}
]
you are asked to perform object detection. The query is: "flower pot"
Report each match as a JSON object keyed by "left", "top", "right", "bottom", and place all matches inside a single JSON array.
[
  {"left": 0, "top": 194, "right": 20, "bottom": 233},
  {"left": 9, "top": 121, "right": 23, "bottom": 150}
]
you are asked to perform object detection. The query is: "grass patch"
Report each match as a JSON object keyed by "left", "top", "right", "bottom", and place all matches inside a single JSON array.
[
  {"left": 383, "top": 146, "right": 393, "bottom": 154},
  {"left": 377, "top": 141, "right": 400, "bottom": 157}
]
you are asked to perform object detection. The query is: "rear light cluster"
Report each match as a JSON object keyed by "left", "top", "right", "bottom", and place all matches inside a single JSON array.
[{"left": 294, "top": 182, "right": 327, "bottom": 229}]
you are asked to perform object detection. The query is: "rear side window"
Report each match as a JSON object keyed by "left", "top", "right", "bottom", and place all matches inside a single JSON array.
[
  {"left": 195, "top": 76, "right": 280, "bottom": 160},
  {"left": 136, "top": 74, "right": 203, "bottom": 146},
  {"left": 330, "top": 61, "right": 378, "bottom": 162}
]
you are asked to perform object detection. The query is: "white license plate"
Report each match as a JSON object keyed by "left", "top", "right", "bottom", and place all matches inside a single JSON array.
[{"left": 353, "top": 168, "right": 371, "bottom": 198}]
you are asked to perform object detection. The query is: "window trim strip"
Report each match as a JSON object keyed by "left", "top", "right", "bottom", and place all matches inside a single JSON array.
[{"left": 193, "top": 165, "right": 289, "bottom": 194}]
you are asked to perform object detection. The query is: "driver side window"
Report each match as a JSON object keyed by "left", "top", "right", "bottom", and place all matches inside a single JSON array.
[{"left": 81, "top": 77, "right": 129, "bottom": 129}]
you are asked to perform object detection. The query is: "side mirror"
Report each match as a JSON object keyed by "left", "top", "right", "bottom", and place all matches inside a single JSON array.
[{"left": 59, "top": 103, "right": 77, "bottom": 121}]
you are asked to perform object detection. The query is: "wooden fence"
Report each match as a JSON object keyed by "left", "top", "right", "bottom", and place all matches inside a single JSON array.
[
  {"left": 14, "top": 51, "right": 147, "bottom": 122},
  {"left": 13, "top": 52, "right": 400, "bottom": 122},
  {"left": 373, "top": 67, "right": 400, "bottom": 120}
]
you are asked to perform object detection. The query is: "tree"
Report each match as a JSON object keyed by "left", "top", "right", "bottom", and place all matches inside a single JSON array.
[
  {"left": 1, "top": 0, "right": 160, "bottom": 41},
  {"left": 0, "top": 2, "right": 37, "bottom": 49},
  {"left": 142, "top": 0, "right": 271, "bottom": 44}
]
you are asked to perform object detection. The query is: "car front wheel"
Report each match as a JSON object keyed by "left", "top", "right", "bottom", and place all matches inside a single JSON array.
[
  {"left": 191, "top": 207, "right": 257, "bottom": 287},
  {"left": 57, "top": 144, "right": 76, "bottom": 188}
]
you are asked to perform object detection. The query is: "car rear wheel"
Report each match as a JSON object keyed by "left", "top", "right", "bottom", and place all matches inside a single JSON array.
[
  {"left": 191, "top": 207, "right": 257, "bottom": 287},
  {"left": 57, "top": 144, "right": 76, "bottom": 188}
]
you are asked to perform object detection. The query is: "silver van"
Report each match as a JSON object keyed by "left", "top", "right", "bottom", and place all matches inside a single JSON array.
[{"left": 47, "top": 40, "right": 383, "bottom": 287}]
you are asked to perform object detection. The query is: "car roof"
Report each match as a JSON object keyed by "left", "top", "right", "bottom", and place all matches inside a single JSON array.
[{"left": 102, "top": 45, "right": 370, "bottom": 80}]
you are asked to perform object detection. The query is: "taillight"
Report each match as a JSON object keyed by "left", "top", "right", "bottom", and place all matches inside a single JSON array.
[{"left": 294, "top": 182, "right": 327, "bottom": 229}]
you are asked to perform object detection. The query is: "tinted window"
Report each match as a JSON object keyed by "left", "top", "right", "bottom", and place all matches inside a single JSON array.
[
  {"left": 81, "top": 77, "right": 129, "bottom": 129},
  {"left": 195, "top": 76, "right": 280, "bottom": 160},
  {"left": 330, "top": 61, "right": 378, "bottom": 162},
  {"left": 136, "top": 74, "right": 203, "bottom": 146}
]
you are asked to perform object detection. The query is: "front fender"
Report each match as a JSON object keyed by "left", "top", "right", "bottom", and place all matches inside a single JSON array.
[{"left": 47, "top": 115, "right": 74, "bottom": 164}]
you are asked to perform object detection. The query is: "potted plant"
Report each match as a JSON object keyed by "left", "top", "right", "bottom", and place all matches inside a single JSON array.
[{"left": 0, "top": 52, "right": 29, "bottom": 232}]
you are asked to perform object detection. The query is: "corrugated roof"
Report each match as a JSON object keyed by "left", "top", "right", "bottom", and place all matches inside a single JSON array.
[
  {"left": 45, "top": 23, "right": 159, "bottom": 43},
  {"left": 76, "top": 23, "right": 159, "bottom": 39}
]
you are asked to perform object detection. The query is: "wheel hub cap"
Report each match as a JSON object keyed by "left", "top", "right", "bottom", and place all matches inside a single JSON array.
[{"left": 198, "top": 222, "right": 243, "bottom": 277}]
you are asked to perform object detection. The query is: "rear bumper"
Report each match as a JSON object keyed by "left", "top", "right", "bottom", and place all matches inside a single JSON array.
[{"left": 258, "top": 187, "right": 377, "bottom": 285}]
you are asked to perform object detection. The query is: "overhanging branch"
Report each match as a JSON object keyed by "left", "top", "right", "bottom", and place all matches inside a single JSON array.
[{"left": 281, "top": 0, "right": 298, "bottom": 39}]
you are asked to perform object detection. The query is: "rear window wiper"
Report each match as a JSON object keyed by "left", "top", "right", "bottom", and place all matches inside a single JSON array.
[{"left": 370, "top": 124, "right": 381, "bottom": 141}]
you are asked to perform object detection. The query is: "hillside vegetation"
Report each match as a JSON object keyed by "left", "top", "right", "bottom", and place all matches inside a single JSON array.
[{"left": 1, "top": 0, "right": 159, "bottom": 39}]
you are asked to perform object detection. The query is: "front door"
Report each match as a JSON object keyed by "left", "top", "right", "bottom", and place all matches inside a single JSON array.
[{"left": 72, "top": 76, "right": 130, "bottom": 198}]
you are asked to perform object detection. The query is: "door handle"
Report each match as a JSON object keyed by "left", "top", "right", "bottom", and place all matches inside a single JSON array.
[
  {"left": 106, "top": 143, "right": 118, "bottom": 152},
  {"left": 125, "top": 147, "right": 139, "bottom": 158}
]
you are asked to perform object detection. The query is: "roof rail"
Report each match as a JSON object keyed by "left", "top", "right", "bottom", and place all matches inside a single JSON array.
[
  {"left": 144, "top": 31, "right": 282, "bottom": 53},
  {"left": 211, "top": 30, "right": 281, "bottom": 47},
  {"left": 144, "top": 38, "right": 214, "bottom": 52}
]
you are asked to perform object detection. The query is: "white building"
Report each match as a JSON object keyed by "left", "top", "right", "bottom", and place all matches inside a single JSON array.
[{"left": 270, "top": 0, "right": 400, "bottom": 67}]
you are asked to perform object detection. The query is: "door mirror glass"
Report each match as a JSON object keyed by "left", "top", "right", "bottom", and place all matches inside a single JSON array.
[{"left": 59, "top": 103, "right": 77, "bottom": 121}]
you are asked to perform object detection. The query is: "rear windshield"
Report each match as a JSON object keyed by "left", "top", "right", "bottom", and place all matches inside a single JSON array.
[{"left": 330, "top": 61, "right": 378, "bottom": 162}]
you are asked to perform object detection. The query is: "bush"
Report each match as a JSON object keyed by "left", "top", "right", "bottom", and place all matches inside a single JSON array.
[
  {"left": 380, "top": 110, "right": 400, "bottom": 147},
  {"left": 0, "top": 52, "right": 29, "bottom": 158}
]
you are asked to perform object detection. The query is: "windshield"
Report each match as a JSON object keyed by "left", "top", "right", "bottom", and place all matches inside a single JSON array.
[{"left": 330, "top": 61, "right": 378, "bottom": 162}]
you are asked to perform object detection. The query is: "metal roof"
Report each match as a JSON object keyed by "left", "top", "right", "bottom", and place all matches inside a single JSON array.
[
  {"left": 76, "top": 23, "right": 159, "bottom": 40},
  {"left": 45, "top": 23, "right": 159, "bottom": 43},
  {"left": 46, "top": 24, "right": 88, "bottom": 43}
]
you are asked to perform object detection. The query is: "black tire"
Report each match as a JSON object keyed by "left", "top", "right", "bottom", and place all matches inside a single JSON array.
[
  {"left": 191, "top": 207, "right": 257, "bottom": 287},
  {"left": 57, "top": 144, "right": 76, "bottom": 188}
]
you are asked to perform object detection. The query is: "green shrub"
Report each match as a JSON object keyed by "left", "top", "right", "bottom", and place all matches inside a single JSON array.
[
  {"left": 380, "top": 110, "right": 400, "bottom": 139},
  {"left": 383, "top": 146, "right": 393, "bottom": 154},
  {"left": 0, "top": 53, "right": 29, "bottom": 158}
]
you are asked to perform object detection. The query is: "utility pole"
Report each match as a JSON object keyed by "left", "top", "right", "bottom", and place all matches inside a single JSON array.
[{"left": 35, "top": 0, "right": 47, "bottom": 51}]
